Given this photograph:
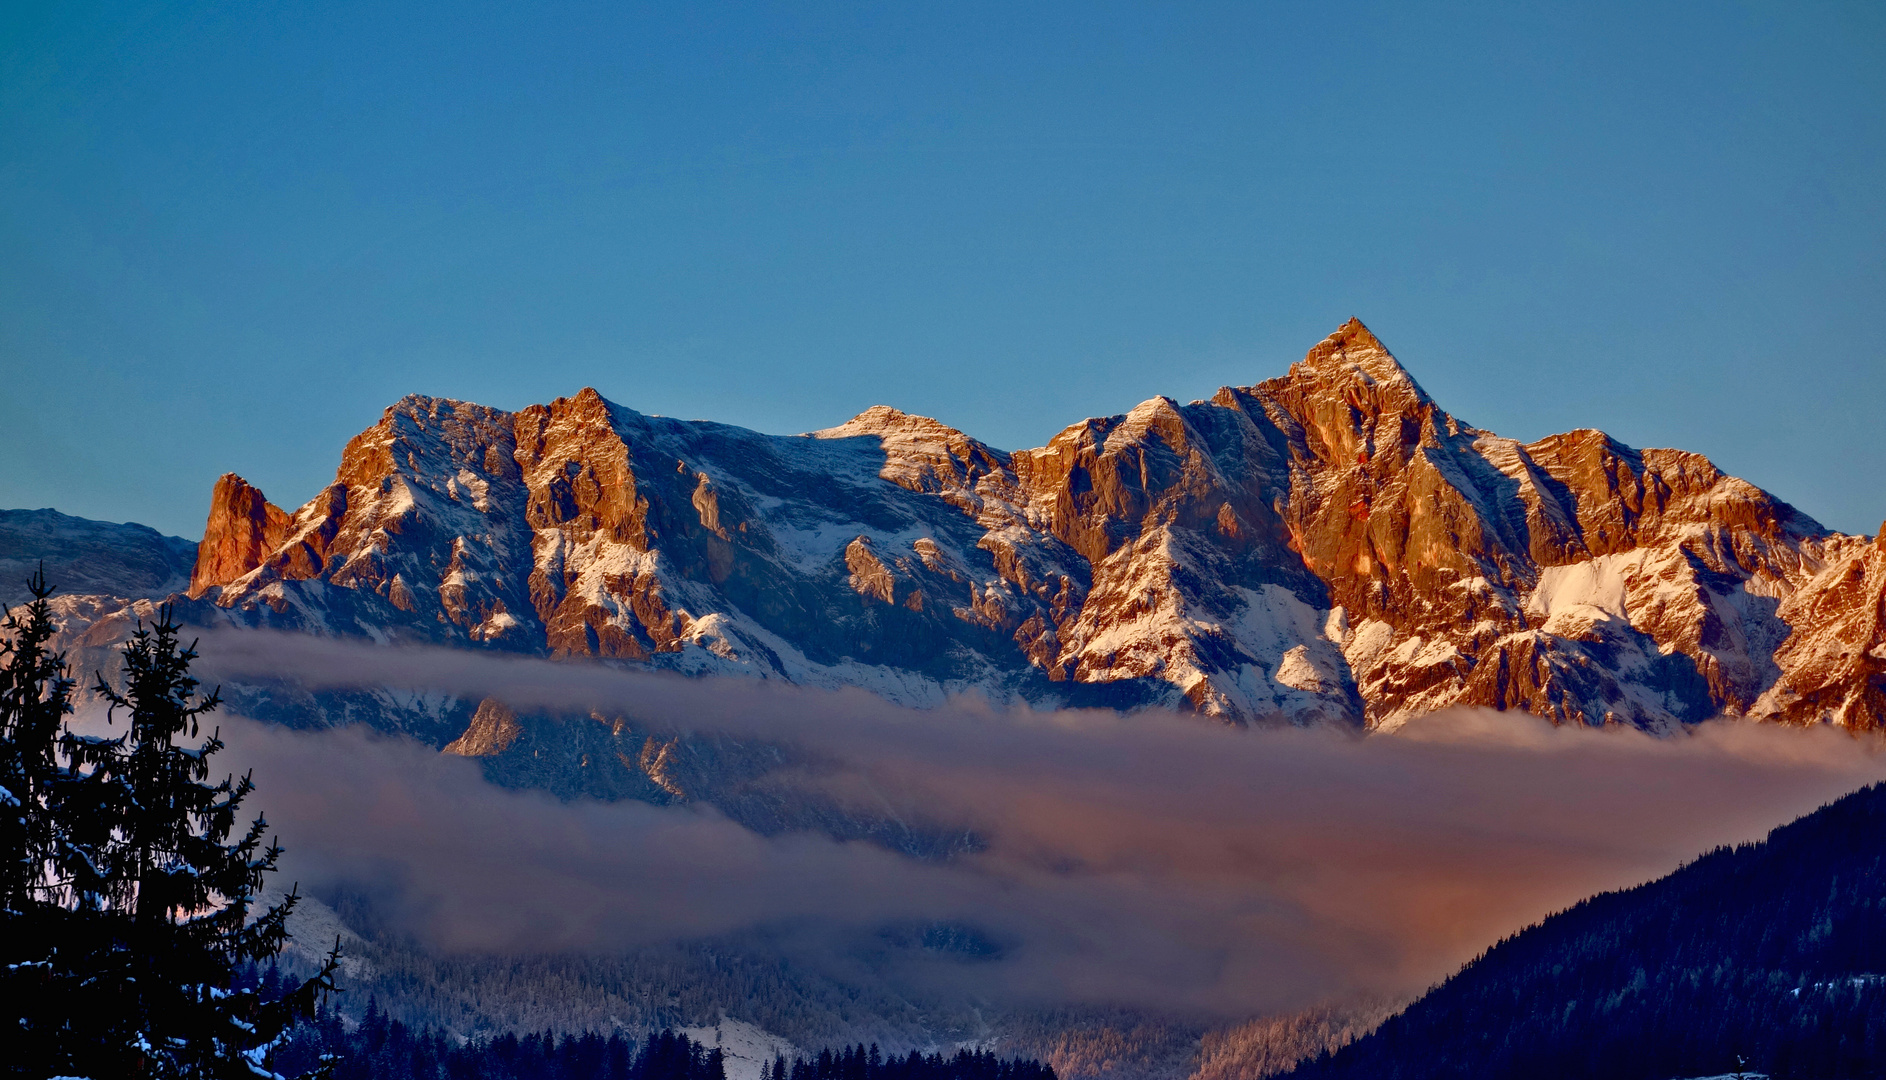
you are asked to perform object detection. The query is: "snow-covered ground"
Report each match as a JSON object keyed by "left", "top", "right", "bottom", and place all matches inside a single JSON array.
[{"left": 678, "top": 1017, "right": 802, "bottom": 1080}]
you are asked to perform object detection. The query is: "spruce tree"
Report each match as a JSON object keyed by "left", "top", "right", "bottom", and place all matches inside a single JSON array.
[
  {"left": 0, "top": 568, "right": 82, "bottom": 1071},
  {"left": 0, "top": 569, "right": 72, "bottom": 917},
  {"left": 1, "top": 586, "right": 340, "bottom": 1078}
]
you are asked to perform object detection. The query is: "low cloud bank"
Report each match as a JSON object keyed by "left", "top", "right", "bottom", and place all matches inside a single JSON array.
[{"left": 181, "top": 630, "right": 1886, "bottom": 1016}]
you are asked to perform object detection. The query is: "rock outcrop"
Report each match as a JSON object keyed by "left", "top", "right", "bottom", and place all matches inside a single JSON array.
[
  {"left": 189, "top": 473, "right": 292, "bottom": 596},
  {"left": 1750, "top": 528, "right": 1886, "bottom": 727},
  {"left": 441, "top": 698, "right": 524, "bottom": 756},
  {"left": 56, "top": 319, "right": 1882, "bottom": 732}
]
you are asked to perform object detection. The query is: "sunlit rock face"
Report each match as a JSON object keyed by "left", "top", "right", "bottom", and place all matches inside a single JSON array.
[
  {"left": 1750, "top": 529, "right": 1886, "bottom": 728},
  {"left": 190, "top": 474, "right": 292, "bottom": 597},
  {"left": 94, "top": 319, "right": 1881, "bottom": 731}
]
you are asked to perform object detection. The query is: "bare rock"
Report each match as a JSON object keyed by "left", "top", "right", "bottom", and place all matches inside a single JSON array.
[
  {"left": 102, "top": 320, "right": 1882, "bottom": 732},
  {"left": 442, "top": 698, "right": 524, "bottom": 756},
  {"left": 188, "top": 474, "right": 290, "bottom": 597}
]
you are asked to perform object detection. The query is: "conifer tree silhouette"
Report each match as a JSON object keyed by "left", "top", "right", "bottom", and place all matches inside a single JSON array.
[
  {"left": 0, "top": 567, "right": 83, "bottom": 1071},
  {"left": 0, "top": 580, "right": 339, "bottom": 1078}
]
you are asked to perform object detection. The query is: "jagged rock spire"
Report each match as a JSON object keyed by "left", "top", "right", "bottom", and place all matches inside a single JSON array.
[{"left": 188, "top": 474, "right": 288, "bottom": 597}]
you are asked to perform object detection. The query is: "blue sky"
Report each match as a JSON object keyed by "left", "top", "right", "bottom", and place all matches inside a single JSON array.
[{"left": 2, "top": 1, "right": 1882, "bottom": 539}]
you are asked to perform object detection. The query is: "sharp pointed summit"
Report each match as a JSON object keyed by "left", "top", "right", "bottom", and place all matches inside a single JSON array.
[
  {"left": 1288, "top": 317, "right": 1432, "bottom": 402},
  {"left": 27, "top": 321, "right": 1884, "bottom": 737}
]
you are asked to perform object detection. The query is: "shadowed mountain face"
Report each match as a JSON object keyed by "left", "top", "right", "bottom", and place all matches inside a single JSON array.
[
  {"left": 34, "top": 320, "right": 1886, "bottom": 732},
  {"left": 0, "top": 508, "right": 197, "bottom": 607}
]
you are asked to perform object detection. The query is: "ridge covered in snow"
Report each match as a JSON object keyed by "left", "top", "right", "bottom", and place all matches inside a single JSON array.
[
  {"left": 26, "top": 319, "right": 1886, "bottom": 734},
  {"left": 0, "top": 507, "right": 196, "bottom": 606}
]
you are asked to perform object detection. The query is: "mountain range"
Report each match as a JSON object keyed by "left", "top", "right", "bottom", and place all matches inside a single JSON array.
[
  {"left": 19, "top": 319, "right": 1884, "bottom": 735},
  {"left": 8, "top": 320, "right": 1886, "bottom": 1078}
]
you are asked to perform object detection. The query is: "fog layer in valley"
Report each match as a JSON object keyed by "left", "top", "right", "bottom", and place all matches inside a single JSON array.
[{"left": 146, "top": 630, "right": 1886, "bottom": 1018}]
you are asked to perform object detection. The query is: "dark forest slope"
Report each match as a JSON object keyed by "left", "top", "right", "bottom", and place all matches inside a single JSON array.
[{"left": 1289, "top": 781, "right": 1886, "bottom": 1080}]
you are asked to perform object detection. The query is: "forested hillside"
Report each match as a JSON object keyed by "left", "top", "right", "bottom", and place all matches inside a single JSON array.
[
  {"left": 272, "top": 1011, "right": 731, "bottom": 1080},
  {"left": 1288, "top": 782, "right": 1886, "bottom": 1080},
  {"left": 266, "top": 998, "right": 1058, "bottom": 1080},
  {"left": 268, "top": 888, "right": 1007, "bottom": 1051}
]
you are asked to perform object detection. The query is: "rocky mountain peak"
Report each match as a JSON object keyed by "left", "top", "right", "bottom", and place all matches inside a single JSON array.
[
  {"left": 38, "top": 318, "right": 1876, "bottom": 734},
  {"left": 1290, "top": 317, "right": 1430, "bottom": 400},
  {"left": 816, "top": 406, "right": 1010, "bottom": 499},
  {"left": 818, "top": 404, "right": 919, "bottom": 435},
  {"left": 815, "top": 404, "right": 988, "bottom": 449},
  {"left": 189, "top": 473, "right": 290, "bottom": 597},
  {"left": 1116, "top": 395, "right": 1189, "bottom": 435}
]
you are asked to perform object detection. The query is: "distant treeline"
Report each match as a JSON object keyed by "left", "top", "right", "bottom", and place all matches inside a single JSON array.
[
  {"left": 265, "top": 987, "right": 1056, "bottom": 1080},
  {"left": 278, "top": 887, "right": 983, "bottom": 1047},
  {"left": 769, "top": 1043, "right": 1057, "bottom": 1080},
  {"left": 270, "top": 997, "right": 729, "bottom": 1080}
]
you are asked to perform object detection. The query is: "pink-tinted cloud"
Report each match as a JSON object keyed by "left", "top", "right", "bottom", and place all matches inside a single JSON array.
[{"left": 188, "top": 630, "right": 1886, "bottom": 1016}]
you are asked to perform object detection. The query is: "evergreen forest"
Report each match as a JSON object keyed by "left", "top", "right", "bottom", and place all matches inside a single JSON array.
[{"left": 265, "top": 991, "right": 1059, "bottom": 1080}]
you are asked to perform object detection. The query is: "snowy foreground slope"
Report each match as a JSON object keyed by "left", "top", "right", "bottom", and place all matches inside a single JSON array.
[{"left": 17, "top": 319, "right": 1886, "bottom": 734}]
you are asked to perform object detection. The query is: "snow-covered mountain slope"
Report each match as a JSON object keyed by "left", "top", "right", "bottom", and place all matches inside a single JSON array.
[
  {"left": 680, "top": 1018, "right": 802, "bottom": 1080},
  {"left": 26, "top": 319, "right": 1886, "bottom": 733},
  {"left": 0, "top": 508, "right": 196, "bottom": 607}
]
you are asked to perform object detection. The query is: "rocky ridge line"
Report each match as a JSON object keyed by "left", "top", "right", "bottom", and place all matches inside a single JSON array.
[{"left": 57, "top": 320, "right": 1886, "bottom": 732}]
